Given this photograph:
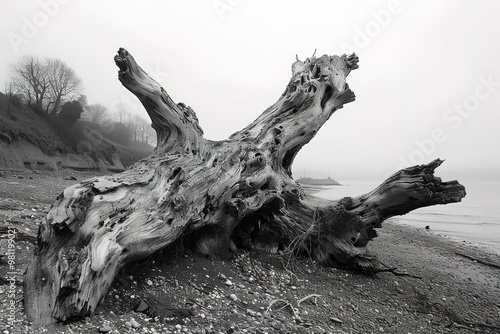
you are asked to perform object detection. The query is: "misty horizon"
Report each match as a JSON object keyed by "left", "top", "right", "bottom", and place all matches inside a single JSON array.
[{"left": 292, "top": 166, "right": 500, "bottom": 183}]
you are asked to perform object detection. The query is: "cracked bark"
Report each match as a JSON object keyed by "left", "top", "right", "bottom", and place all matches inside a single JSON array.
[{"left": 24, "top": 48, "right": 466, "bottom": 324}]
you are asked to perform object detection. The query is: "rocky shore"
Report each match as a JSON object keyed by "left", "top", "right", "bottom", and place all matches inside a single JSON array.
[{"left": 0, "top": 169, "right": 499, "bottom": 334}]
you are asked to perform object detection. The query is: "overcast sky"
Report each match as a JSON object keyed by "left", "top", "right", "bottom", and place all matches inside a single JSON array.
[{"left": 1, "top": 0, "right": 499, "bottom": 181}]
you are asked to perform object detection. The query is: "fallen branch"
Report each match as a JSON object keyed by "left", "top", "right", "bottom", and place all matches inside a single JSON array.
[
  {"left": 455, "top": 252, "right": 500, "bottom": 270},
  {"left": 376, "top": 261, "right": 423, "bottom": 279},
  {"left": 266, "top": 299, "right": 298, "bottom": 317},
  {"left": 266, "top": 293, "right": 324, "bottom": 323},
  {"left": 297, "top": 293, "right": 321, "bottom": 306}
]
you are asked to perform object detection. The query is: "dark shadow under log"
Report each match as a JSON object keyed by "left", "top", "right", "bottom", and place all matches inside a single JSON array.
[{"left": 24, "top": 49, "right": 466, "bottom": 324}]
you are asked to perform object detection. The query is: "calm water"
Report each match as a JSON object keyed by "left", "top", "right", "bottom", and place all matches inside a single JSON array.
[{"left": 313, "top": 180, "right": 500, "bottom": 252}]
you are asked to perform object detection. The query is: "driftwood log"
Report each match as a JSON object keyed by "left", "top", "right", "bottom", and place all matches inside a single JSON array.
[{"left": 24, "top": 48, "right": 466, "bottom": 324}]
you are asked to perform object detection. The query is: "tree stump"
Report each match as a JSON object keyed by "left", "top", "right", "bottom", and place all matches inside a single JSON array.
[{"left": 24, "top": 48, "right": 466, "bottom": 324}]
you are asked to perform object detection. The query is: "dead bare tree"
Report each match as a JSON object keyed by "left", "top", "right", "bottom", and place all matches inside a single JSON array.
[
  {"left": 24, "top": 48, "right": 466, "bottom": 325},
  {"left": 10, "top": 56, "right": 82, "bottom": 115},
  {"left": 46, "top": 58, "right": 83, "bottom": 116},
  {"left": 10, "top": 55, "right": 50, "bottom": 114}
]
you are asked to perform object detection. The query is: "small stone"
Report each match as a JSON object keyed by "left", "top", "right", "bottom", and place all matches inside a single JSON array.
[
  {"left": 98, "top": 325, "right": 112, "bottom": 333},
  {"left": 225, "top": 280, "right": 233, "bottom": 286},
  {"left": 125, "top": 321, "right": 132, "bottom": 327},
  {"left": 130, "top": 319, "right": 140, "bottom": 328},
  {"left": 330, "top": 316, "right": 343, "bottom": 324},
  {"left": 147, "top": 279, "right": 153, "bottom": 286},
  {"left": 219, "top": 273, "right": 226, "bottom": 280},
  {"left": 229, "top": 294, "right": 237, "bottom": 301},
  {"left": 134, "top": 299, "right": 149, "bottom": 313},
  {"left": 175, "top": 324, "right": 182, "bottom": 330},
  {"left": 290, "top": 286, "right": 297, "bottom": 290},
  {"left": 64, "top": 176, "right": 77, "bottom": 180}
]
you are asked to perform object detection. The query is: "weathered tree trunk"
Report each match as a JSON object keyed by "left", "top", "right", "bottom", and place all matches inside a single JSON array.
[{"left": 24, "top": 48, "right": 466, "bottom": 324}]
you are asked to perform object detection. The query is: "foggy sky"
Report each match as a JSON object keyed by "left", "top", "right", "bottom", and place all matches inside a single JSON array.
[{"left": 1, "top": 0, "right": 499, "bottom": 182}]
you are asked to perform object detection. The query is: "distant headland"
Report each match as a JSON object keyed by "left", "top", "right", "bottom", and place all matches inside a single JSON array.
[{"left": 296, "top": 176, "right": 341, "bottom": 186}]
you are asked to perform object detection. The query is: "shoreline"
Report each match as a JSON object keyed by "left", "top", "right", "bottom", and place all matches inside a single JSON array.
[
  {"left": 394, "top": 218, "right": 500, "bottom": 257},
  {"left": 311, "top": 181, "right": 500, "bottom": 253},
  {"left": 1, "top": 169, "right": 499, "bottom": 333},
  {"left": 372, "top": 219, "right": 500, "bottom": 283}
]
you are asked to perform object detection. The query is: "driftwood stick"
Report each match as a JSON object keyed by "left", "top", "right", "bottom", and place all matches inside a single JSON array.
[{"left": 455, "top": 252, "right": 500, "bottom": 270}]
